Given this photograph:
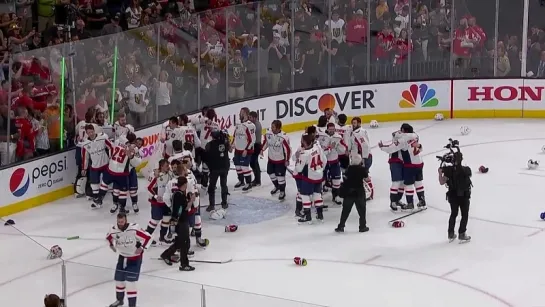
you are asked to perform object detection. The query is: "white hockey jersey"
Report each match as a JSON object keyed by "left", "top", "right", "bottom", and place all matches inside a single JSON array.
[
  {"left": 380, "top": 131, "right": 404, "bottom": 164},
  {"left": 162, "top": 176, "right": 179, "bottom": 208},
  {"left": 106, "top": 223, "right": 151, "bottom": 259},
  {"left": 147, "top": 171, "right": 173, "bottom": 205},
  {"left": 295, "top": 142, "right": 327, "bottom": 183},
  {"left": 335, "top": 124, "right": 353, "bottom": 153},
  {"left": 232, "top": 121, "right": 256, "bottom": 153},
  {"left": 163, "top": 125, "right": 184, "bottom": 157},
  {"left": 80, "top": 133, "right": 109, "bottom": 170},
  {"left": 191, "top": 117, "right": 220, "bottom": 148},
  {"left": 263, "top": 129, "right": 291, "bottom": 163},
  {"left": 350, "top": 127, "right": 371, "bottom": 159},
  {"left": 314, "top": 126, "right": 329, "bottom": 150},
  {"left": 186, "top": 170, "right": 200, "bottom": 210},
  {"left": 180, "top": 125, "right": 202, "bottom": 149},
  {"left": 75, "top": 121, "right": 102, "bottom": 143},
  {"left": 113, "top": 121, "right": 135, "bottom": 140},
  {"left": 381, "top": 133, "right": 423, "bottom": 167},
  {"left": 106, "top": 141, "right": 142, "bottom": 176},
  {"left": 322, "top": 132, "right": 348, "bottom": 163}
]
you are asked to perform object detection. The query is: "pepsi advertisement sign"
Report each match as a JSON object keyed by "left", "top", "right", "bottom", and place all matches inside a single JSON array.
[{"left": 3, "top": 151, "right": 76, "bottom": 205}]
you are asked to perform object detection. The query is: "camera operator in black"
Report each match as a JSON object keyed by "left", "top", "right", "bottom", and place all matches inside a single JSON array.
[
  {"left": 438, "top": 151, "right": 472, "bottom": 242},
  {"left": 335, "top": 154, "right": 369, "bottom": 233},
  {"left": 204, "top": 130, "right": 230, "bottom": 212},
  {"left": 160, "top": 176, "right": 196, "bottom": 271}
]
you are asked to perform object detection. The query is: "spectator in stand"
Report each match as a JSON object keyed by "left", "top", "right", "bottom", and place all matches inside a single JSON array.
[
  {"left": 44, "top": 94, "right": 61, "bottom": 151},
  {"left": 228, "top": 49, "right": 245, "bottom": 100},
  {"left": 101, "top": 13, "right": 122, "bottom": 36},
  {"left": 267, "top": 32, "right": 284, "bottom": 93},
  {"left": 33, "top": 109, "right": 49, "bottom": 155},
  {"left": 37, "top": 0, "right": 55, "bottom": 33},
  {"left": 495, "top": 44, "right": 511, "bottom": 77},
  {"left": 16, "top": 0, "right": 33, "bottom": 34},
  {"left": 14, "top": 105, "right": 35, "bottom": 160},
  {"left": 126, "top": 0, "right": 143, "bottom": 30}
]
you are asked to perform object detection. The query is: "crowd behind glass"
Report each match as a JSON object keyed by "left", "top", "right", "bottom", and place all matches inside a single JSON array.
[{"left": 0, "top": 0, "right": 539, "bottom": 167}]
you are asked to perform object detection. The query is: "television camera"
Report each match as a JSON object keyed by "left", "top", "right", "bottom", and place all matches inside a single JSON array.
[{"left": 436, "top": 138, "right": 461, "bottom": 167}]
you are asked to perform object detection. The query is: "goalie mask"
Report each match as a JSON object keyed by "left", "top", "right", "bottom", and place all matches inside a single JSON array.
[{"left": 48, "top": 245, "right": 63, "bottom": 259}]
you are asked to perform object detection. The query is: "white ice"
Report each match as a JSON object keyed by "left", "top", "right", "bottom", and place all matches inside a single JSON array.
[{"left": 2, "top": 119, "right": 545, "bottom": 307}]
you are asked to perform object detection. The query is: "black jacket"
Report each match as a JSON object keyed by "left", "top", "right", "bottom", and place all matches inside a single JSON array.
[
  {"left": 204, "top": 139, "right": 231, "bottom": 172},
  {"left": 340, "top": 165, "right": 368, "bottom": 198},
  {"left": 442, "top": 165, "right": 472, "bottom": 198},
  {"left": 171, "top": 190, "right": 189, "bottom": 223}
]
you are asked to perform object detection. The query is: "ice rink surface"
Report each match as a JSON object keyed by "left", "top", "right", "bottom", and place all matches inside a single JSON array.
[{"left": 2, "top": 119, "right": 545, "bottom": 307}]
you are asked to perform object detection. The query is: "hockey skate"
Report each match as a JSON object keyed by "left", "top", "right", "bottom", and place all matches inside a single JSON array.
[
  {"left": 242, "top": 184, "right": 252, "bottom": 192},
  {"left": 132, "top": 203, "right": 139, "bottom": 214},
  {"left": 270, "top": 186, "right": 279, "bottom": 195},
  {"left": 221, "top": 201, "right": 228, "bottom": 209},
  {"left": 119, "top": 206, "right": 130, "bottom": 215},
  {"left": 315, "top": 208, "right": 324, "bottom": 223},
  {"left": 458, "top": 232, "right": 471, "bottom": 243},
  {"left": 251, "top": 180, "right": 261, "bottom": 187},
  {"left": 109, "top": 203, "right": 119, "bottom": 214},
  {"left": 401, "top": 202, "right": 414, "bottom": 211},
  {"left": 334, "top": 226, "right": 344, "bottom": 233},
  {"left": 390, "top": 201, "right": 404, "bottom": 212},
  {"left": 298, "top": 209, "right": 312, "bottom": 224},
  {"left": 417, "top": 197, "right": 426, "bottom": 209},
  {"left": 278, "top": 191, "right": 286, "bottom": 200},
  {"left": 108, "top": 300, "right": 124, "bottom": 307},
  {"left": 234, "top": 181, "right": 244, "bottom": 189},
  {"left": 91, "top": 197, "right": 102, "bottom": 209},
  {"left": 196, "top": 237, "right": 209, "bottom": 247},
  {"left": 448, "top": 233, "right": 457, "bottom": 243}
]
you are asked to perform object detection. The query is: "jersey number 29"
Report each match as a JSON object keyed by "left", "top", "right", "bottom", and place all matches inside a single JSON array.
[{"left": 111, "top": 146, "right": 127, "bottom": 163}]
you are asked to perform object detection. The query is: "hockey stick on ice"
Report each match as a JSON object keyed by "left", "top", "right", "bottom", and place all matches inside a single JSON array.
[
  {"left": 388, "top": 207, "right": 427, "bottom": 223},
  {"left": 190, "top": 258, "right": 233, "bottom": 264}
]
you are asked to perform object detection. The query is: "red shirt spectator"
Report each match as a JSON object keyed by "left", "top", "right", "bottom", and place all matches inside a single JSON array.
[
  {"left": 345, "top": 10, "right": 368, "bottom": 45},
  {"left": 395, "top": 31, "right": 412, "bottom": 65},
  {"left": 468, "top": 17, "right": 486, "bottom": 49},
  {"left": 15, "top": 111, "right": 35, "bottom": 157},
  {"left": 375, "top": 28, "right": 394, "bottom": 60}
]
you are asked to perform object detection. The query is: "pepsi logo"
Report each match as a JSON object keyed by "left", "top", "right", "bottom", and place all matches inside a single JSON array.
[{"left": 10, "top": 168, "right": 30, "bottom": 197}]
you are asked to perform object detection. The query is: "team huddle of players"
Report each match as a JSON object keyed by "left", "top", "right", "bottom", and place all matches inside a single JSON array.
[{"left": 93, "top": 107, "right": 427, "bottom": 307}]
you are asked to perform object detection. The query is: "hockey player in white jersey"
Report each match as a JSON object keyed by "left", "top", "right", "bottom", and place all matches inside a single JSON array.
[
  {"left": 74, "top": 110, "right": 102, "bottom": 198},
  {"left": 180, "top": 158, "right": 208, "bottom": 248},
  {"left": 349, "top": 117, "right": 374, "bottom": 199},
  {"left": 80, "top": 125, "right": 109, "bottom": 206},
  {"left": 191, "top": 108, "right": 220, "bottom": 188},
  {"left": 145, "top": 159, "right": 174, "bottom": 245},
  {"left": 107, "top": 212, "right": 152, "bottom": 307},
  {"left": 178, "top": 114, "right": 202, "bottom": 151},
  {"left": 231, "top": 107, "right": 256, "bottom": 192},
  {"left": 161, "top": 116, "right": 184, "bottom": 159},
  {"left": 94, "top": 132, "right": 142, "bottom": 213},
  {"left": 295, "top": 134, "right": 327, "bottom": 223},
  {"left": 323, "top": 108, "right": 338, "bottom": 124},
  {"left": 379, "top": 129, "right": 406, "bottom": 211},
  {"left": 261, "top": 120, "right": 291, "bottom": 200},
  {"left": 335, "top": 114, "right": 352, "bottom": 172},
  {"left": 323, "top": 122, "right": 348, "bottom": 205},
  {"left": 379, "top": 124, "right": 425, "bottom": 211},
  {"left": 113, "top": 113, "right": 135, "bottom": 141}
]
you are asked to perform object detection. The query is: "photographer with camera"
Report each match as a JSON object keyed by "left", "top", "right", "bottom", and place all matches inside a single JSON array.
[
  {"left": 204, "top": 129, "right": 230, "bottom": 212},
  {"left": 437, "top": 139, "right": 472, "bottom": 243}
]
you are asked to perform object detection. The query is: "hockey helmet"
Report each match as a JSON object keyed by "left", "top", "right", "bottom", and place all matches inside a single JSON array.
[
  {"left": 478, "top": 165, "right": 489, "bottom": 173},
  {"left": 528, "top": 159, "right": 540, "bottom": 170},
  {"left": 48, "top": 245, "right": 63, "bottom": 259}
]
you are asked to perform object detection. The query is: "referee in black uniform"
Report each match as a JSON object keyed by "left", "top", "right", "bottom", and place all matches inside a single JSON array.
[{"left": 249, "top": 111, "right": 262, "bottom": 186}]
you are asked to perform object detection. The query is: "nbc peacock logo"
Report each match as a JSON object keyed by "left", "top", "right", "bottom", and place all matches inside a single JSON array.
[{"left": 399, "top": 83, "right": 439, "bottom": 108}]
